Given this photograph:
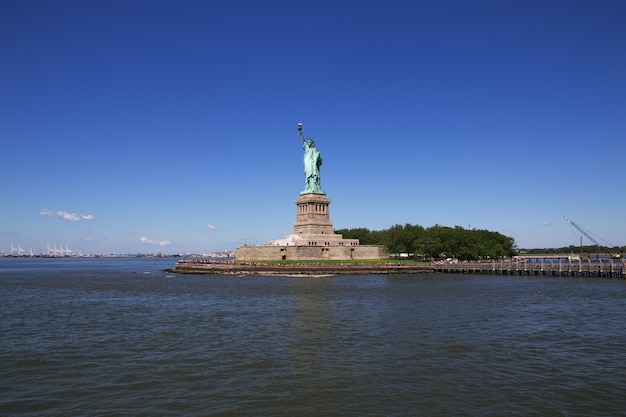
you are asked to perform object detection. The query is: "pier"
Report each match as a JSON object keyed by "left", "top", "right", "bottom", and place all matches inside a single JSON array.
[{"left": 435, "top": 258, "right": 625, "bottom": 278}]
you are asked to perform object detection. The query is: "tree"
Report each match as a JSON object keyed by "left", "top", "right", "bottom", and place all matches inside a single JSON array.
[{"left": 337, "top": 223, "right": 518, "bottom": 260}]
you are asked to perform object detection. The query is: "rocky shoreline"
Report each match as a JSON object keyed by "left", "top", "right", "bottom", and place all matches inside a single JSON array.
[{"left": 167, "top": 260, "right": 436, "bottom": 275}]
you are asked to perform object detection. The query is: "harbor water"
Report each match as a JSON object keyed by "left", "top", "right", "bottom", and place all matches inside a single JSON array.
[{"left": 1, "top": 258, "right": 625, "bottom": 416}]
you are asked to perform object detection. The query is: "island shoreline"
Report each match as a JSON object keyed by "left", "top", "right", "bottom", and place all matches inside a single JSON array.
[{"left": 167, "top": 260, "right": 436, "bottom": 275}]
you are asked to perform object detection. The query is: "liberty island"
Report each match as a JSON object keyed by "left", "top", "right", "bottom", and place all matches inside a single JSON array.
[{"left": 171, "top": 123, "right": 425, "bottom": 274}]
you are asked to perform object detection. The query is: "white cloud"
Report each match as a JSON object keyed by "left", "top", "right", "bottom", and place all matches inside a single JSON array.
[
  {"left": 57, "top": 211, "right": 80, "bottom": 222},
  {"left": 543, "top": 221, "right": 553, "bottom": 226},
  {"left": 140, "top": 236, "right": 171, "bottom": 246},
  {"left": 207, "top": 224, "right": 216, "bottom": 230},
  {"left": 43, "top": 209, "right": 94, "bottom": 222}
]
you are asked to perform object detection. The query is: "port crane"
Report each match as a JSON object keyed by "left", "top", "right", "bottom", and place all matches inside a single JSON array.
[{"left": 563, "top": 216, "right": 621, "bottom": 259}]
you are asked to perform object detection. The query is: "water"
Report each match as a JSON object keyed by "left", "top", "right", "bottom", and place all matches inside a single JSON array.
[{"left": 1, "top": 258, "right": 626, "bottom": 416}]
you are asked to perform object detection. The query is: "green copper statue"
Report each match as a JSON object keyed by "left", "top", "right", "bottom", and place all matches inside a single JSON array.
[{"left": 298, "top": 123, "right": 325, "bottom": 195}]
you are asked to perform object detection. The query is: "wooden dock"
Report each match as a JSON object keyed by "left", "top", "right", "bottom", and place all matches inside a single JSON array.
[{"left": 434, "top": 260, "right": 625, "bottom": 278}]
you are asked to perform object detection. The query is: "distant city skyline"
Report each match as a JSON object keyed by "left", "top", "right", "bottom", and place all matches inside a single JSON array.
[{"left": 1, "top": 0, "right": 625, "bottom": 254}]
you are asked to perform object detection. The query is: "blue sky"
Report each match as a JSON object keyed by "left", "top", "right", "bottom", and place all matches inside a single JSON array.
[{"left": 1, "top": 0, "right": 625, "bottom": 255}]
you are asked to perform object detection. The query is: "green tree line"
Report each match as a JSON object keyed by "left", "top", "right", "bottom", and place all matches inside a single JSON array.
[{"left": 335, "top": 224, "right": 518, "bottom": 260}]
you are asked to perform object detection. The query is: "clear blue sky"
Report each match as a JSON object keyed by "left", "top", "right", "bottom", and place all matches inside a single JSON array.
[{"left": 1, "top": 0, "right": 625, "bottom": 255}]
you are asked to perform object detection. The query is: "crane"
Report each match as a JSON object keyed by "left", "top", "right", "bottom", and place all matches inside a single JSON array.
[{"left": 563, "top": 216, "right": 621, "bottom": 259}]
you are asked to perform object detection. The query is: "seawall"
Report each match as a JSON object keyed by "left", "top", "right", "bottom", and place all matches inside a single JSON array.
[{"left": 168, "top": 260, "right": 436, "bottom": 275}]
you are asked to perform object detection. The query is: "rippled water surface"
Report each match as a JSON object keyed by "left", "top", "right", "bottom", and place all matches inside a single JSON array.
[{"left": 1, "top": 258, "right": 626, "bottom": 416}]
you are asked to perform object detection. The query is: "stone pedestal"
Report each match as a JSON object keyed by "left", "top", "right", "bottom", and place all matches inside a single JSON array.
[
  {"left": 235, "top": 190, "right": 387, "bottom": 261},
  {"left": 293, "top": 193, "right": 334, "bottom": 235}
]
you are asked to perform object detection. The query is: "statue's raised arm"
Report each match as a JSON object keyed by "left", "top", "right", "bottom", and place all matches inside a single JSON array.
[
  {"left": 297, "top": 122, "right": 307, "bottom": 147},
  {"left": 297, "top": 122, "right": 325, "bottom": 195}
]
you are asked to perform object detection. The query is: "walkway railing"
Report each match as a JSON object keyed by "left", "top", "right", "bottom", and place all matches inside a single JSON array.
[{"left": 434, "top": 260, "right": 625, "bottom": 278}]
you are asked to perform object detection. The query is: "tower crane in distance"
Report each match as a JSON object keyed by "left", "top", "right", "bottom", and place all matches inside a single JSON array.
[{"left": 563, "top": 216, "right": 622, "bottom": 260}]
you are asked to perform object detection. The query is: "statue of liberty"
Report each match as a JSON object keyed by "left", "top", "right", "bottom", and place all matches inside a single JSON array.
[{"left": 297, "top": 123, "right": 325, "bottom": 195}]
